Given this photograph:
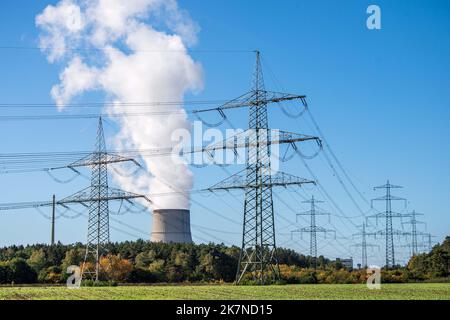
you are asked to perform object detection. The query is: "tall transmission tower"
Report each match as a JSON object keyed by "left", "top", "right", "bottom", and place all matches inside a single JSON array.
[
  {"left": 402, "top": 210, "right": 426, "bottom": 256},
  {"left": 0, "top": 118, "right": 151, "bottom": 281},
  {"left": 368, "top": 180, "right": 410, "bottom": 268},
  {"left": 206, "top": 51, "right": 321, "bottom": 284},
  {"left": 10, "top": 118, "right": 151, "bottom": 281},
  {"left": 423, "top": 233, "right": 437, "bottom": 252},
  {"left": 291, "top": 196, "right": 335, "bottom": 269},
  {"left": 63, "top": 118, "right": 151, "bottom": 281},
  {"left": 352, "top": 222, "right": 379, "bottom": 268}
]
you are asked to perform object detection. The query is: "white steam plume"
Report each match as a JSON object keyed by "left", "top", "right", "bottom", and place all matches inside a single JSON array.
[{"left": 36, "top": 0, "right": 203, "bottom": 209}]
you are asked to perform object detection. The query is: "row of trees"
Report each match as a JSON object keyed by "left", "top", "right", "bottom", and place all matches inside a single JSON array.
[
  {"left": 0, "top": 241, "right": 330, "bottom": 284},
  {"left": 0, "top": 237, "right": 448, "bottom": 285},
  {"left": 407, "top": 236, "right": 450, "bottom": 279}
]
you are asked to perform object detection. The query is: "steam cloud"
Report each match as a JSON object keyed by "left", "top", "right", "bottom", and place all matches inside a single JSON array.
[{"left": 36, "top": 0, "right": 203, "bottom": 209}]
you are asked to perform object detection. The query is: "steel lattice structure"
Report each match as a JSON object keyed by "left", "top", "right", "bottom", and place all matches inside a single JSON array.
[
  {"left": 0, "top": 118, "right": 152, "bottom": 282},
  {"left": 82, "top": 118, "right": 109, "bottom": 280},
  {"left": 352, "top": 222, "right": 379, "bottom": 268},
  {"left": 368, "top": 180, "right": 410, "bottom": 268},
  {"left": 84, "top": 118, "right": 110, "bottom": 280},
  {"left": 423, "top": 233, "right": 437, "bottom": 252},
  {"left": 291, "top": 196, "right": 335, "bottom": 269},
  {"left": 402, "top": 210, "right": 426, "bottom": 256},
  {"left": 66, "top": 118, "right": 151, "bottom": 281},
  {"left": 206, "top": 51, "right": 321, "bottom": 284}
]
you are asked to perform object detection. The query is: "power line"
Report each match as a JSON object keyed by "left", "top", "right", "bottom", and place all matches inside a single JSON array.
[
  {"left": 352, "top": 222, "right": 380, "bottom": 267},
  {"left": 0, "top": 45, "right": 255, "bottom": 54},
  {"left": 262, "top": 56, "right": 379, "bottom": 244},
  {"left": 0, "top": 90, "right": 304, "bottom": 121},
  {"left": 402, "top": 210, "right": 427, "bottom": 256},
  {"left": 368, "top": 181, "right": 411, "bottom": 268},
  {"left": 291, "top": 196, "right": 335, "bottom": 269},
  {"left": 305, "top": 109, "right": 372, "bottom": 207},
  {"left": 0, "top": 99, "right": 229, "bottom": 108},
  {"left": 204, "top": 51, "right": 320, "bottom": 285}
]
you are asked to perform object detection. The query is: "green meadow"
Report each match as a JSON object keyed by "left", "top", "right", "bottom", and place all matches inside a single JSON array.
[{"left": 0, "top": 283, "right": 449, "bottom": 300}]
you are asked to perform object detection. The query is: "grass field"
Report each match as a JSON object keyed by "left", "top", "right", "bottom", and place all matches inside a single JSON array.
[{"left": 0, "top": 283, "right": 449, "bottom": 300}]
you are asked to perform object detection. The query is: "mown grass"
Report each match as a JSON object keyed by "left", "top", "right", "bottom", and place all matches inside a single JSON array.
[{"left": 0, "top": 283, "right": 449, "bottom": 300}]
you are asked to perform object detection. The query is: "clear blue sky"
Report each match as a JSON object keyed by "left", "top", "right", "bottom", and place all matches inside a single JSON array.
[{"left": 0, "top": 0, "right": 449, "bottom": 267}]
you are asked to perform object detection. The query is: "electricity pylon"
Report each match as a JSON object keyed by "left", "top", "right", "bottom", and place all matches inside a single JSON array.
[
  {"left": 291, "top": 196, "right": 335, "bottom": 269},
  {"left": 352, "top": 222, "right": 379, "bottom": 268},
  {"left": 368, "top": 180, "right": 410, "bottom": 268},
  {"left": 0, "top": 119, "right": 151, "bottom": 282},
  {"left": 206, "top": 51, "right": 321, "bottom": 284},
  {"left": 64, "top": 118, "right": 151, "bottom": 281},
  {"left": 400, "top": 243, "right": 428, "bottom": 256},
  {"left": 423, "top": 233, "right": 437, "bottom": 252},
  {"left": 402, "top": 210, "right": 426, "bottom": 256}
]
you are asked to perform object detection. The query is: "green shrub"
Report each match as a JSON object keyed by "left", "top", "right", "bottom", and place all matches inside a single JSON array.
[{"left": 8, "top": 258, "right": 37, "bottom": 284}]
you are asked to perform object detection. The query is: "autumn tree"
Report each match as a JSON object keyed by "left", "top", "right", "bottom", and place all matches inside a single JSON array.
[
  {"left": 27, "top": 248, "right": 47, "bottom": 272},
  {"left": 99, "top": 254, "right": 133, "bottom": 282}
]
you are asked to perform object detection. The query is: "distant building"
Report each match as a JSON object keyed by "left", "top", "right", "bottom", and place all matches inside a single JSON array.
[{"left": 336, "top": 257, "right": 353, "bottom": 269}]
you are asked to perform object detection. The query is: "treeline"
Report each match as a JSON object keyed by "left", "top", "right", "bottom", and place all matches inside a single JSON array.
[
  {"left": 407, "top": 236, "right": 450, "bottom": 280},
  {"left": 0, "top": 237, "right": 448, "bottom": 285},
  {"left": 0, "top": 240, "right": 330, "bottom": 284},
  {"left": 279, "top": 237, "right": 449, "bottom": 284}
]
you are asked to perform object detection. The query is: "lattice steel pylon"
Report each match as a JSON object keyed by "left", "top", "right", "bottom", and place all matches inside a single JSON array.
[
  {"left": 0, "top": 118, "right": 150, "bottom": 282},
  {"left": 423, "top": 233, "right": 437, "bottom": 252},
  {"left": 352, "top": 222, "right": 379, "bottom": 268},
  {"left": 368, "top": 180, "right": 410, "bottom": 268},
  {"left": 402, "top": 210, "right": 426, "bottom": 256},
  {"left": 291, "top": 196, "right": 335, "bottom": 269},
  {"left": 84, "top": 118, "right": 109, "bottom": 281},
  {"left": 66, "top": 118, "right": 151, "bottom": 281},
  {"left": 241, "top": 51, "right": 276, "bottom": 284},
  {"left": 206, "top": 51, "right": 321, "bottom": 284}
]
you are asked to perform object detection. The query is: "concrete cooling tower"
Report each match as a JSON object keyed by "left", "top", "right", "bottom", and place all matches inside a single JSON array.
[{"left": 151, "top": 209, "right": 193, "bottom": 243}]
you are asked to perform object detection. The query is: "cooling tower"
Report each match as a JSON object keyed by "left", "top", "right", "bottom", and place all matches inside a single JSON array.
[{"left": 151, "top": 209, "right": 193, "bottom": 243}]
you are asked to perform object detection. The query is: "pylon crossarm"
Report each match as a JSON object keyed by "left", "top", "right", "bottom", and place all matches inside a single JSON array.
[
  {"left": 277, "top": 130, "right": 321, "bottom": 145},
  {"left": 270, "top": 171, "right": 315, "bottom": 187},
  {"left": 264, "top": 91, "right": 307, "bottom": 105},
  {"left": 367, "top": 211, "right": 411, "bottom": 219},
  {"left": 56, "top": 187, "right": 152, "bottom": 205},
  {"left": 297, "top": 210, "right": 329, "bottom": 216},
  {"left": 67, "top": 154, "right": 140, "bottom": 169},
  {"left": 402, "top": 220, "right": 426, "bottom": 226},
  {"left": 292, "top": 226, "right": 330, "bottom": 233},
  {"left": 193, "top": 91, "right": 307, "bottom": 116},
  {"left": 206, "top": 170, "right": 314, "bottom": 191},
  {"left": 371, "top": 195, "right": 406, "bottom": 202},
  {"left": 46, "top": 154, "right": 141, "bottom": 172},
  {"left": 198, "top": 129, "right": 320, "bottom": 156},
  {"left": 193, "top": 91, "right": 254, "bottom": 114},
  {"left": 374, "top": 182, "right": 403, "bottom": 189},
  {"left": 373, "top": 229, "right": 410, "bottom": 236},
  {"left": 401, "top": 243, "right": 428, "bottom": 248}
]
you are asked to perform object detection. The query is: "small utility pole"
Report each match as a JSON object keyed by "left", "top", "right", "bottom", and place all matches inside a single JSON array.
[{"left": 51, "top": 194, "right": 56, "bottom": 245}]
